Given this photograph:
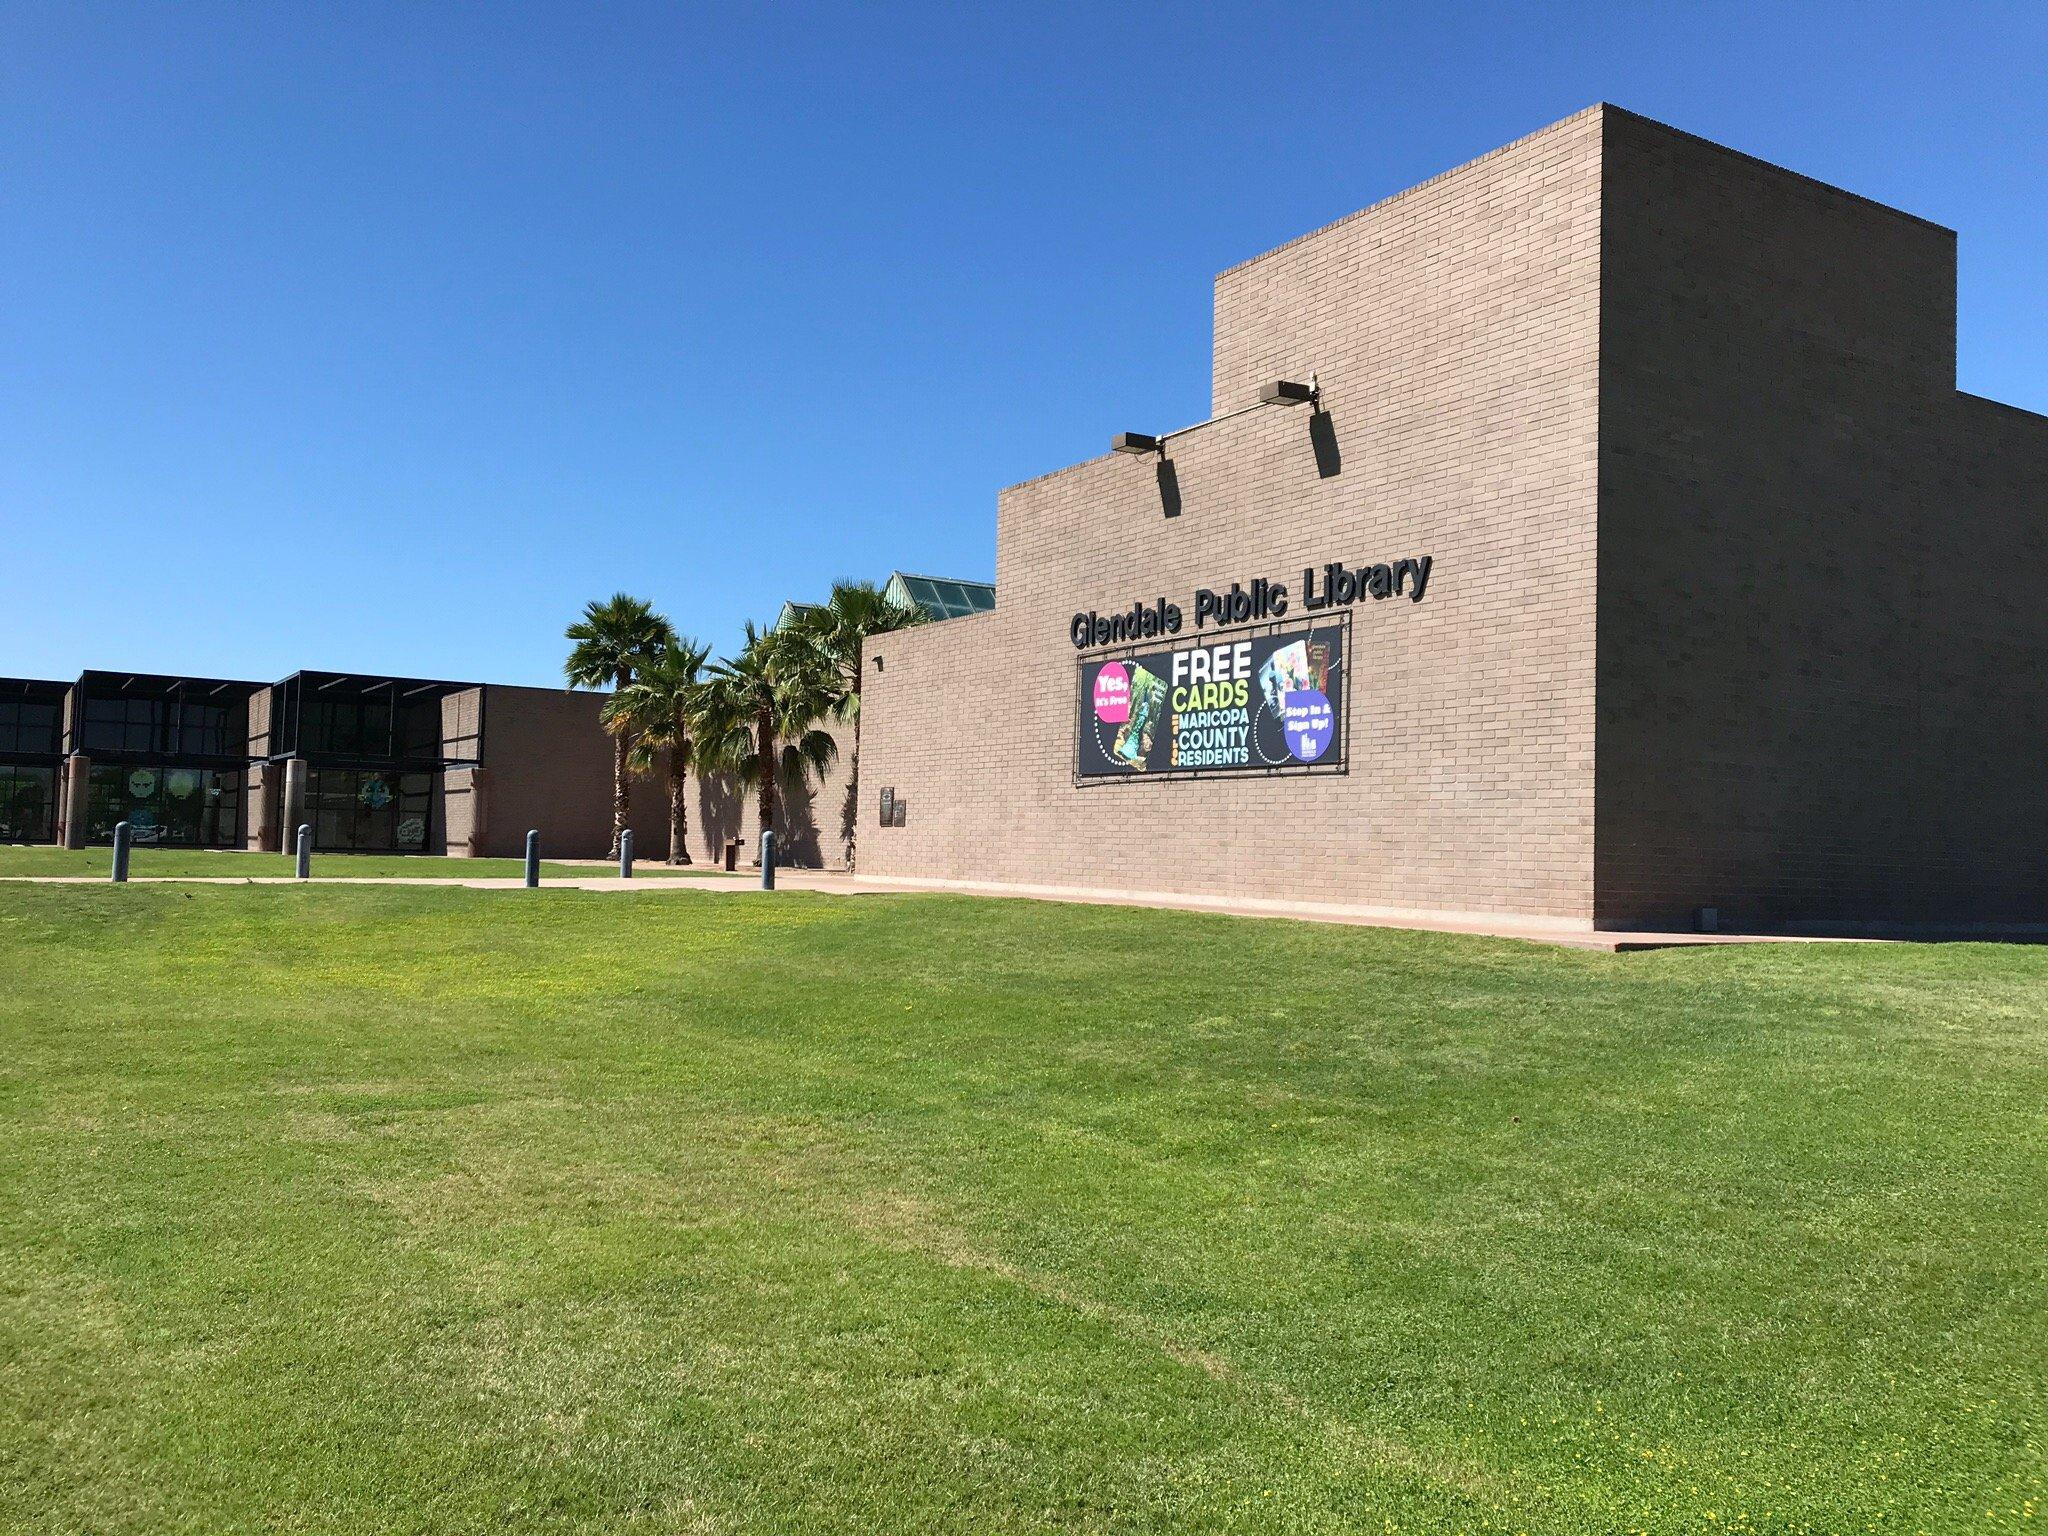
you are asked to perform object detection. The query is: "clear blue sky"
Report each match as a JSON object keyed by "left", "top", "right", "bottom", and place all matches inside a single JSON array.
[{"left": 4, "top": 3, "right": 2043, "bottom": 686}]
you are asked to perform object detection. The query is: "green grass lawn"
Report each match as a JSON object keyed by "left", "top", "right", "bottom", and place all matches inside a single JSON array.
[
  {"left": 0, "top": 845, "right": 737, "bottom": 881},
  {"left": 0, "top": 886, "right": 2041, "bottom": 1534}
]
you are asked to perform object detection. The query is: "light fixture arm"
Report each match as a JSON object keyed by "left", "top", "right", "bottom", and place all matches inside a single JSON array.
[{"left": 1113, "top": 373, "right": 1321, "bottom": 457}]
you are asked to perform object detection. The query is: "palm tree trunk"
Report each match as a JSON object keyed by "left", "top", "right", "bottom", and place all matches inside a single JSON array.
[
  {"left": 845, "top": 685, "right": 862, "bottom": 873},
  {"left": 667, "top": 749, "right": 690, "bottom": 864},
  {"left": 755, "top": 709, "right": 776, "bottom": 864},
  {"left": 610, "top": 732, "right": 630, "bottom": 859}
]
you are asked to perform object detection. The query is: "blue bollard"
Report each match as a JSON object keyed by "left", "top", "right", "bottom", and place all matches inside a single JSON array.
[
  {"left": 110, "top": 821, "right": 131, "bottom": 884},
  {"left": 524, "top": 830, "right": 539, "bottom": 888},
  {"left": 760, "top": 828, "right": 775, "bottom": 890},
  {"left": 619, "top": 828, "right": 633, "bottom": 879},
  {"left": 295, "top": 824, "right": 312, "bottom": 881}
]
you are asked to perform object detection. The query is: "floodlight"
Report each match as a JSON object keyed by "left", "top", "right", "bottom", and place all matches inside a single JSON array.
[{"left": 1259, "top": 379, "right": 1317, "bottom": 407}]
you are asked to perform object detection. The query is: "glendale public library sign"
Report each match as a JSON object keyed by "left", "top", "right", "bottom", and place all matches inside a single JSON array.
[
  {"left": 1068, "top": 552, "right": 1431, "bottom": 780},
  {"left": 1068, "top": 552, "right": 1434, "bottom": 648},
  {"left": 854, "top": 106, "right": 2048, "bottom": 935}
]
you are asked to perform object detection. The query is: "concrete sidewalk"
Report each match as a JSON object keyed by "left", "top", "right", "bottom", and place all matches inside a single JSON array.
[
  {"left": 762, "top": 872, "right": 1887, "bottom": 952},
  {"left": 0, "top": 868, "right": 1889, "bottom": 952}
]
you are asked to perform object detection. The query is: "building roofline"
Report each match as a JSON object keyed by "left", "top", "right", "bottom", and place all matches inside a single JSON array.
[
  {"left": 1599, "top": 104, "right": 1954, "bottom": 237},
  {"left": 887, "top": 571, "right": 994, "bottom": 589},
  {"left": 1959, "top": 389, "right": 2048, "bottom": 425},
  {"left": 1217, "top": 102, "right": 1951, "bottom": 287},
  {"left": 1215, "top": 104, "right": 1608, "bottom": 280},
  {"left": 77, "top": 669, "right": 267, "bottom": 696},
  {"left": 272, "top": 669, "right": 477, "bottom": 697}
]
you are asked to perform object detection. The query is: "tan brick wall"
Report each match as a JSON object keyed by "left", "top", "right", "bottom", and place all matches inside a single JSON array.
[
  {"left": 455, "top": 685, "right": 666, "bottom": 861},
  {"left": 859, "top": 105, "right": 2048, "bottom": 930},
  {"left": 860, "top": 110, "right": 1605, "bottom": 922},
  {"left": 458, "top": 683, "right": 850, "bottom": 867},
  {"left": 690, "top": 741, "right": 851, "bottom": 871},
  {"left": 241, "top": 689, "right": 274, "bottom": 850},
  {"left": 1594, "top": 109, "right": 2048, "bottom": 929}
]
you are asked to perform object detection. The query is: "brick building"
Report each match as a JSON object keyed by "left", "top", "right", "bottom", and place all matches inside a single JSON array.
[
  {"left": 856, "top": 106, "right": 2048, "bottom": 934},
  {"left": 0, "top": 570, "right": 995, "bottom": 864}
]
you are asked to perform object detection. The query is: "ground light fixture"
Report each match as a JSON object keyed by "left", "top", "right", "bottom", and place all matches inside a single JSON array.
[{"left": 1110, "top": 375, "right": 1320, "bottom": 455}]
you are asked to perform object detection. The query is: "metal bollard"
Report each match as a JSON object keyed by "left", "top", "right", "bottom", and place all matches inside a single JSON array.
[
  {"left": 760, "top": 829, "right": 775, "bottom": 890},
  {"left": 110, "top": 821, "right": 131, "bottom": 883},
  {"left": 619, "top": 828, "right": 633, "bottom": 879},
  {"left": 295, "top": 824, "right": 312, "bottom": 881},
  {"left": 524, "top": 830, "right": 540, "bottom": 888}
]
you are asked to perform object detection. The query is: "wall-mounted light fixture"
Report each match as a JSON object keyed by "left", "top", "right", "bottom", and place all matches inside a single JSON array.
[
  {"left": 1110, "top": 374, "right": 1319, "bottom": 457},
  {"left": 1259, "top": 378, "right": 1318, "bottom": 407}
]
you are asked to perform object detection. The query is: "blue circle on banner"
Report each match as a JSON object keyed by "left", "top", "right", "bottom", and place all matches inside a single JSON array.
[{"left": 1282, "top": 689, "right": 1334, "bottom": 763}]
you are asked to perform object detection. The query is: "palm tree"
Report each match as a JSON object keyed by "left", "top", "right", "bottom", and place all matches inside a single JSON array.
[
  {"left": 787, "top": 580, "right": 928, "bottom": 870},
  {"left": 564, "top": 594, "right": 676, "bottom": 858},
  {"left": 696, "top": 623, "right": 838, "bottom": 865},
  {"left": 601, "top": 637, "right": 712, "bottom": 865}
]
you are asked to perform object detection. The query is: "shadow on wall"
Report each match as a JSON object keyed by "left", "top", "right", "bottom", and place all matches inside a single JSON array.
[
  {"left": 1309, "top": 408, "right": 1342, "bottom": 479},
  {"left": 1151, "top": 414, "right": 1338, "bottom": 520},
  {"left": 1157, "top": 457, "right": 1182, "bottom": 518},
  {"left": 692, "top": 772, "right": 832, "bottom": 867}
]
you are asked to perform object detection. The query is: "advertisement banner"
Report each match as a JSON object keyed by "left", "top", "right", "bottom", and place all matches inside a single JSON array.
[{"left": 1075, "top": 621, "right": 1346, "bottom": 779}]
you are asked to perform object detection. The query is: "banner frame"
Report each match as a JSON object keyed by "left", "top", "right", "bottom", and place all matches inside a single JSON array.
[{"left": 1070, "top": 608, "right": 1352, "bottom": 788}]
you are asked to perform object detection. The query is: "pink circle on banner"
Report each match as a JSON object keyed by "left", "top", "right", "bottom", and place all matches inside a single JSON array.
[{"left": 1093, "top": 662, "right": 1131, "bottom": 723}]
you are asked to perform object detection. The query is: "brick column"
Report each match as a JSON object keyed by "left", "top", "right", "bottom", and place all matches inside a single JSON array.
[
  {"left": 245, "top": 764, "right": 272, "bottom": 852},
  {"left": 60, "top": 754, "right": 91, "bottom": 848},
  {"left": 443, "top": 765, "right": 487, "bottom": 857}
]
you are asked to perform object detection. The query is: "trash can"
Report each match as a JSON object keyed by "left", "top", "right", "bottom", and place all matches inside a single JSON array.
[{"left": 722, "top": 837, "right": 746, "bottom": 872}]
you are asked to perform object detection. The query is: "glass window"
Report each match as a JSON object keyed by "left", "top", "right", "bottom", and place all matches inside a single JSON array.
[
  {"left": 206, "top": 770, "right": 242, "bottom": 846},
  {"left": 304, "top": 697, "right": 393, "bottom": 756},
  {"left": 86, "top": 762, "right": 243, "bottom": 846},
  {"left": 396, "top": 697, "right": 442, "bottom": 759},
  {"left": 396, "top": 773, "right": 430, "bottom": 848},
  {"left": 174, "top": 698, "right": 246, "bottom": 756},
  {"left": 156, "top": 767, "right": 206, "bottom": 845},
  {"left": 27, "top": 699, "right": 60, "bottom": 749},
  {"left": 0, "top": 764, "right": 55, "bottom": 842},
  {"left": 306, "top": 768, "right": 433, "bottom": 852},
  {"left": 81, "top": 696, "right": 129, "bottom": 753},
  {"left": 303, "top": 698, "right": 333, "bottom": 753},
  {"left": 79, "top": 696, "right": 169, "bottom": 754},
  {"left": 0, "top": 699, "right": 62, "bottom": 755},
  {"left": 296, "top": 690, "right": 442, "bottom": 763},
  {"left": 890, "top": 576, "right": 992, "bottom": 621},
  {"left": 88, "top": 762, "right": 149, "bottom": 841},
  {"left": 311, "top": 770, "right": 349, "bottom": 852},
  {"left": 79, "top": 689, "right": 249, "bottom": 758}
]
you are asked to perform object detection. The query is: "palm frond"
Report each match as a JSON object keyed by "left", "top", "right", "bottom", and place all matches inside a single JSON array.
[{"left": 564, "top": 593, "right": 677, "bottom": 690}]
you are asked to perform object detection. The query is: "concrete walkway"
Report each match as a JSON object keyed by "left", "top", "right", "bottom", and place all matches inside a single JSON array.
[
  {"left": 763, "top": 872, "right": 1887, "bottom": 952},
  {"left": 0, "top": 868, "right": 1888, "bottom": 952}
]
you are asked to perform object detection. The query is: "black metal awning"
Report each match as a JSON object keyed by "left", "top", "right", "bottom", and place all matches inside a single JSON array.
[
  {"left": 274, "top": 670, "right": 476, "bottom": 702},
  {"left": 76, "top": 670, "right": 266, "bottom": 702}
]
